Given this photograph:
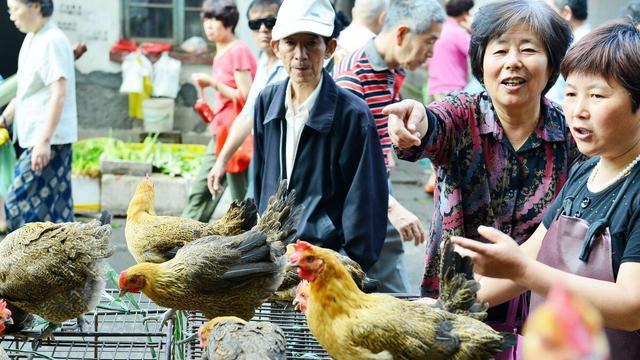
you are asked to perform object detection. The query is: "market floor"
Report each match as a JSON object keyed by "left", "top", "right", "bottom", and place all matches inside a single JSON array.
[{"left": 1, "top": 159, "right": 434, "bottom": 295}]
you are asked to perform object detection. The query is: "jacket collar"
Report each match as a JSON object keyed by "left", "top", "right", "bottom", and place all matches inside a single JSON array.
[{"left": 263, "top": 70, "right": 337, "bottom": 134}]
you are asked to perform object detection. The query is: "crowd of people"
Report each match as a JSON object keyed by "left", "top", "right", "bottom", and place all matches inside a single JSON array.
[{"left": 2, "top": 0, "right": 640, "bottom": 358}]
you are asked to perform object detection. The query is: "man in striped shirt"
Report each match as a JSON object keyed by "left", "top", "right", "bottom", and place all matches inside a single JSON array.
[{"left": 333, "top": 0, "right": 444, "bottom": 292}]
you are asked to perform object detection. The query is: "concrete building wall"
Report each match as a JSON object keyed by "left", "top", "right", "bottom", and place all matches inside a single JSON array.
[{"left": 48, "top": 0, "right": 255, "bottom": 139}]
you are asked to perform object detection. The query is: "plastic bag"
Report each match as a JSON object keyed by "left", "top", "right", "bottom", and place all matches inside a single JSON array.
[
  {"left": 152, "top": 53, "right": 182, "bottom": 98},
  {"left": 0, "top": 142, "right": 16, "bottom": 198},
  {"left": 194, "top": 88, "right": 214, "bottom": 124},
  {"left": 120, "top": 51, "right": 153, "bottom": 94},
  {"left": 180, "top": 36, "right": 207, "bottom": 54}
]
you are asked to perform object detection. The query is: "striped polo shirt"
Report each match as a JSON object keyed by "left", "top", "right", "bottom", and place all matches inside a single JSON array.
[{"left": 333, "top": 39, "right": 406, "bottom": 170}]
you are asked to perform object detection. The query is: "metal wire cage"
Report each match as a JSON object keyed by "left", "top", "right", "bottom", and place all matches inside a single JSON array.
[
  {"left": 0, "top": 289, "right": 172, "bottom": 360},
  {"left": 0, "top": 289, "right": 333, "bottom": 359},
  {"left": 1, "top": 290, "right": 417, "bottom": 359},
  {"left": 184, "top": 301, "right": 331, "bottom": 360}
]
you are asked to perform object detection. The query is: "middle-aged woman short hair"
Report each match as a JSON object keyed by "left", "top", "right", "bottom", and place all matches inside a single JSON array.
[
  {"left": 201, "top": 0, "right": 240, "bottom": 32},
  {"left": 561, "top": 18, "right": 640, "bottom": 112},
  {"left": 469, "top": 0, "right": 573, "bottom": 95}
]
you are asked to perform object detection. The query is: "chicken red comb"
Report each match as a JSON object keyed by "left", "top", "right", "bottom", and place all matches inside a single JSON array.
[
  {"left": 0, "top": 299, "right": 10, "bottom": 319},
  {"left": 293, "top": 240, "right": 313, "bottom": 252},
  {"left": 118, "top": 271, "right": 128, "bottom": 289}
]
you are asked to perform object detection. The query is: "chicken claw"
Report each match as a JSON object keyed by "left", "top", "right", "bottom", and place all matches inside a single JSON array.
[
  {"left": 33, "top": 322, "right": 59, "bottom": 344},
  {"left": 71, "top": 315, "right": 91, "bottom": 333},
  {"left": 142, "top": 309, "right": 176, "bottom": 330},
  {"left": 176, "top": 331, "right": 198, "bottom": 346}
]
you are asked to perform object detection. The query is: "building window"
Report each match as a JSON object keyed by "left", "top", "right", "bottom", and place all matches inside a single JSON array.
[{"left": 123, "top": 0, "right": 204, "bottom": 44}]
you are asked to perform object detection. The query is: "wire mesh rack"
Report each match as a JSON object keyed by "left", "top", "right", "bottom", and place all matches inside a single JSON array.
[
  {"left": 0, "top": 289, "right": 172, "bottom": 360},
  {"left": 1, "top": 290, "right": 418, "bottom": 359},
  {"left": 184, "top": 301, "right": 331, "bottom": 360}
]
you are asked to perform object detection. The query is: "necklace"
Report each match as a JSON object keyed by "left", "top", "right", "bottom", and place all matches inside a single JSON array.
[{"left": 588, "top": 152, "right": 640, "bottom": 192}]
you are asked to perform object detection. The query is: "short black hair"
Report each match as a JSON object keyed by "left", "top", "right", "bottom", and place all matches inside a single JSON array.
[
  {"left": 559, "top": 0, "right": 588, "bottom": 21},
  {"left": 246, "top": 0, "right": 282, "bottom": 19},
  {"left": 561, "top": 19, "right": 640, "bottom": 112},
  {"left": 201, "top": 0, "right": 239, "bottom": 32},
  {"left": 332, "top": 9, "right": 351, "bottom": 39},
  {"left": 22, "top": 0, "right": 54, "bottom": 17},
  {"left": 470, "top": 0, "right": 573, "bottom": 95},
  {"left": 445, "top": 0, "right": 474, "bottom": 17}
]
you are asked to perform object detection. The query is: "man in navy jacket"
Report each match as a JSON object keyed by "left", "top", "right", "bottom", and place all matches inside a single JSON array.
[{"left": 252, "top": 0, "right": 388, "bottom": 270}]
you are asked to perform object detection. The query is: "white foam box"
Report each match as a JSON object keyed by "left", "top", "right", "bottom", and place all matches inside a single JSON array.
[
  {"left": 100, "top": 174, "right": 191, "bottom": 216},
  {"left": 72, "top": 175, "right": 101, "bottom": 213}
]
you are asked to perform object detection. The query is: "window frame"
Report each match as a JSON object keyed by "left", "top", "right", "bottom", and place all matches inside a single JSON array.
[{"left": 122, "top": 0, "right": 202, "bottom": 44}]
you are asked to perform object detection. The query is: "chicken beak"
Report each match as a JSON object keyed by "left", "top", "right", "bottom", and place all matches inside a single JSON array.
[
  {"left": 118, "top": 289, "right": 128, "bottom": 298},
  {"left": 292, "top": 298, "right": 300, "bottom": 311},
  {"left": 4, "top": 317, "right": 13, "bottom": 325}
]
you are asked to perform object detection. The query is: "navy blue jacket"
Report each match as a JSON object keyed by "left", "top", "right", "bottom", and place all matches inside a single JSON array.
[{"left": 253, "top": 70, "right": 388, "bottom": 270}]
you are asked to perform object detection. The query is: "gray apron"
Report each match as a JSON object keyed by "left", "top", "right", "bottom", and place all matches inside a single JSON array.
[{"left": 531, "top": 169, "right": 640, "bottom": 360}]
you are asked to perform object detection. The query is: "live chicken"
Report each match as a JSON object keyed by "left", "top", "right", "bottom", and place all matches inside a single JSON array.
[
  {"left": 289, "top": 239, "right": 516, "bottom": 360},
  {"left": 198, "top": 316, "right": 286, "bottom": 360},
  {"left": 523, "top": 282, "right": 609, "bottom": 360},
  {"left": 0, "top": 212, "right": 113, "bottom": 338},
  {"left": 119, "top": 181, "right": 301, "bottom": 323},
  {"left": 273, "top": 245, "right": 379, "bottom": 301},
  {"left": 126, "top": 176, "right": 257, "bottom": 263}
]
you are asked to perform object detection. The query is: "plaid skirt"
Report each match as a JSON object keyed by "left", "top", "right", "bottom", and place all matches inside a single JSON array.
[{"left": 4, "top": 144, "right": 74, "bottom": 232}]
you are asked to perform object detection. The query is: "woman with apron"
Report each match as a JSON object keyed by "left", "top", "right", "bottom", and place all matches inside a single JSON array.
[{"left": 453, "top": 19, "right": 640, "bottom": 359}]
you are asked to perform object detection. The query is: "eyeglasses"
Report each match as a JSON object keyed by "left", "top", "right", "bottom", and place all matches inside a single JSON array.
[{"left": 248, "top": 16, "right": 276, "bottom": 31}]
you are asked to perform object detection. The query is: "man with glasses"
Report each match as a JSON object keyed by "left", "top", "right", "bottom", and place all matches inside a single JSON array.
[{"left": 207, "top": 0, "right": 286, "bottom": 197}]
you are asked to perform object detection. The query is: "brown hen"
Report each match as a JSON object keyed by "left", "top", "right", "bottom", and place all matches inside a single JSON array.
[
  {"left": 126, "top": 176, "right": 257, "bottom": 263},
  {"left": 272, "top": 245, "right": 379, "bottom": 301},
  {"left": 119, "top": 181, "right": 301, "bottom": 322},
  {"left": 289, "top": 239, "right": 516, "bottom": 360},
  {"left": 0, "top": 212, "right": 113, "bottom": 338}
]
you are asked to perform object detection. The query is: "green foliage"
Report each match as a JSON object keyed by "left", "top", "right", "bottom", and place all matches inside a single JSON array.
[{"left": 72, "top": 134, "right": 205, "bottom": 178}]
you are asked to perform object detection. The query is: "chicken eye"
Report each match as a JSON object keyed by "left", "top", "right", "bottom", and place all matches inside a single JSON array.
[{"left": 305, "top": 255, "right": 314, "bottom": 262}]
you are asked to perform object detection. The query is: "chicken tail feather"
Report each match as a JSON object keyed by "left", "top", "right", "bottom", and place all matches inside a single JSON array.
[
  {"left": 256, "top": 180, "right": 303, "bottom": 246},
  {"left": 362, "top": 277, "right": 381, "bottom": 293},
  {"left": 437, "top": 237, "right": 488, "bottom": 320},
  {"left": 239, "top": 199, "right": 258, "bottom": 231}
]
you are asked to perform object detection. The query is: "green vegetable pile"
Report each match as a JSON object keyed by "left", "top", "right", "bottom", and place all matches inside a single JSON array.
[{"left": 72, "top": 135, "right": 206, "bottom": 178}]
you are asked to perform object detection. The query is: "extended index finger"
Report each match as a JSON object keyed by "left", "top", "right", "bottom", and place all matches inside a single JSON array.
[{"left": 451, "top": 236, "right": 490, "bottom": 255}]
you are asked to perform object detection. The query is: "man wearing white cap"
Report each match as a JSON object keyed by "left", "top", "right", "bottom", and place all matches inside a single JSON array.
[{"left": 252, "top": 0, "right": 389, "bottom": 270}]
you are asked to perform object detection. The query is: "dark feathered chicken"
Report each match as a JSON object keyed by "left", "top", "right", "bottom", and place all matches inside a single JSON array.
[
  {"left": 198, "top": 316, "right": 286, "bottom": 360},
  {"left": 119, "top": 181, "right": 302, "bottom": 321},
  {"left": 433, "top": 237, "right": 488, "bottom": 320},
  {"left": 0, "top": 212, "right": 113, "bottom": 338},
  {"left": 126, "top": 177, "right": 257, "bottom": 263}
]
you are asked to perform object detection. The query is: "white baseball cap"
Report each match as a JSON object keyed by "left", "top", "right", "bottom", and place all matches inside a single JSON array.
[{"left": 271, "top": 0, "right": 335, "bottom": 41}]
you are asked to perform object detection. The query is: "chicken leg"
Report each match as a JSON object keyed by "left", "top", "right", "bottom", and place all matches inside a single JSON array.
[{"left": 142, "top": 309, "right": 175, "bottom": 330}]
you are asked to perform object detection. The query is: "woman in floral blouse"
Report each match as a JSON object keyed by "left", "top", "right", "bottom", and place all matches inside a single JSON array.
[{"left": 385, "top": 0, "right": 579, "bottom": 346}]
